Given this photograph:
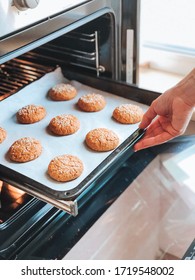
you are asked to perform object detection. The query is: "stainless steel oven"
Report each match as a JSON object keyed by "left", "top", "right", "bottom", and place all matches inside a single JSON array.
[{"left": 0, "top": 0, "right": 194, "bottom": 260}]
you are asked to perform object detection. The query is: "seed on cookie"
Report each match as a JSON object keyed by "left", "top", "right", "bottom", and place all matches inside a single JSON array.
[
  {"left": 85, "top": 128, "right": 119, "bottom": 152},
  {"left": 77, "top": 93, "right": 106, "bottom": 112},
  {"left": 48, "top": 114, "right": 80, "bottom": 135},
  {"left": 48, "top": 83, "right": 77, "bottom": 101},
  {"left": 112, "top": 104, "right": 144, "bottom": 124},
  {"left": 48, "top": 154, "right": 84, "bottom": 182},
  {"left": 17, "top": 104, "right": 46, "bottom": 124},
  {"left": 0, "top": 127, "right": 6, "bottom": 144},
  {"left": 8, "top": 137, "right": 42, "bottom": 163}
]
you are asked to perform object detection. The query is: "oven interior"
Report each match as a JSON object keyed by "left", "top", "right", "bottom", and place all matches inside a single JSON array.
[{"left": 0, "top": 13, "right": 115, "bottom": 102}]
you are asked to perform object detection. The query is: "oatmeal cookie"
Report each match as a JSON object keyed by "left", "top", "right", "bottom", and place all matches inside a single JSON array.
[
  {"left": 85, "top": 128, "right": 119, "bottom": 152},
  {"left": 48, "top": 154, "right": 84, "bottom": 182},
  {"left": 8, "top": 137, "right": 42, "bottom": 163},
  {"left": 0, "top": 127, "right": 6, "bottom": 143},
  {"left": 48, "top": 83, "right": 77, "bottom": 101},
  {"left": 78, "top": 93, "right": 106, "bottom": 112},
  {"left": 48, "top": 114, "right": 80, "bottom": 135},
  {"left": 17, "top": 104, "right": 46, "bottom": 124},
  {"left": 112, "top": 104, "right": 143, "bottom": 124}
]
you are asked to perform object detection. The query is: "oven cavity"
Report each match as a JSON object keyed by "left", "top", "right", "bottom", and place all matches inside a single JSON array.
[
  {"left": 24, "top": 14, "right": 115, "bottom": 78},
  {"left": 0, "top": 14, "right": 115, "bottom": 101}
]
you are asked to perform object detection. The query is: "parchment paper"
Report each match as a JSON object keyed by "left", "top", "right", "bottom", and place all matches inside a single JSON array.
[{"left": 0, "top": 67, "right": 148, "bottom": 192}]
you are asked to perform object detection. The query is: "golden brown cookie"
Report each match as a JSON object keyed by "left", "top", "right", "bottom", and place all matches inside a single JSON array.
[
  {"left": 85, "top": 128, "right": 119, "bottom": 152},
  {"left": 0, "top": 127, "right": 6, "bottom": 143},
  {"left": 8, "top": 137, "right": 42, "bottom": 163},
  {"left": 112, "top": 104, "right": 144, "bottom": 124},
  {"left": 77, "top": 93, "right": 106, "bottom": 112},
  {"left": 17, "top": 104, "right": 46, "bottom": 124},
  {"left": 48, "top": 83, "right": 77, "bottom": 101},
  {"left": 48, "top": 114, "right": 80, "bottom": 135},
  {"left": 48, "top": 154, "right": 84, "bottom": 182}
]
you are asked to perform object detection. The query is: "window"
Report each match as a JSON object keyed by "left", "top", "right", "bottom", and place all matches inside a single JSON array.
[{"left": 140, "top": 0, "right": 195, "bottom": 76}]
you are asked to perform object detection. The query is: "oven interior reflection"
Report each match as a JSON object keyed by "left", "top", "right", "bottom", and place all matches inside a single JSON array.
[{"left": 0, "top": 181, "right": 32, "bottom": 224}]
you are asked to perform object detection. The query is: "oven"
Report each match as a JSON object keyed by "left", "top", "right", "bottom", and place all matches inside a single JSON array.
[{"left": 0, "top": 0, "right": 195, "bottom": 260}]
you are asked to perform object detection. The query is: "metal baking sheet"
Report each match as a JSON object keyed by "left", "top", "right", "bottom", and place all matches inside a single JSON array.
[{"left": 0, "top": 67, "right": 148, "bottom": 200}]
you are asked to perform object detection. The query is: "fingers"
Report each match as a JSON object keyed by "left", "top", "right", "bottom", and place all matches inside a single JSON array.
[
  {"left": 134, "top": 132, "right": 172, "bottom": 151},
  {"left": 134, "top": 118, "right": 175, "bottom": 151},
  {"left": 139, "top": 102, "right": 157, "bottom": 129}
]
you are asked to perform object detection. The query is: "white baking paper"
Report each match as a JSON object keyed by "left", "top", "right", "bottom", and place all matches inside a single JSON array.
[{"left": 0, "top": 67, "right": 148, "bottom": 194}]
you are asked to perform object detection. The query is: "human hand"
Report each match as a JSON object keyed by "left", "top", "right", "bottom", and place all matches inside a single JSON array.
[{"left": 134, "top": 69, "right": 195, "bottom": 151}]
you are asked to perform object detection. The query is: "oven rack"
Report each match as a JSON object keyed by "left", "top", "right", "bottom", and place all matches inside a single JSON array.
[
  {"left": 0, "top": 58, "right": 55, "bottom": 100},
  {"left": 32, "top": 31, "right": 105, "bottom": 76}
]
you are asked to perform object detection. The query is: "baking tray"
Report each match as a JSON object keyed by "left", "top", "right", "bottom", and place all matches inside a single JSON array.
[{"left": 0, "top": 67, "right": 148, "bottom": 214}]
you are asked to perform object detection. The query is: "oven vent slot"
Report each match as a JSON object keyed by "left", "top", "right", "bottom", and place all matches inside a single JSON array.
[
  {"left": 0, "top": 59, "right": 55, "bottom": 100},
  {"left": 33, "top": 31, "right": 105, "bottom": 77}
]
